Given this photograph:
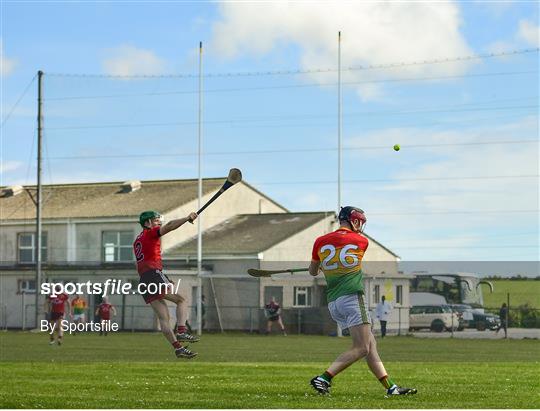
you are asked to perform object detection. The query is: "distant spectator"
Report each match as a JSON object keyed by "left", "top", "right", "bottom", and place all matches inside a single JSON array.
[
  {"left": 71, "top": 295, "right": 87, "bottom": 333},
  {"left": 265, "top": 297, "right": 286, "bottom": 336},
  {"left": 495, "top": 303, "right": 508, "bottom": 338},
  {"left": 45, "top": 285, "right": 70, "bottom": 345},
  {"left": 95, "top": 297, "right": 116, "bottom": 336},
  {"left": 375, "top": 295, "right": 392, "bottom": 338}
]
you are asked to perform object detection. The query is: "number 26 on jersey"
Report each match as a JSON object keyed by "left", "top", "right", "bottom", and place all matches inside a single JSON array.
[{"left": 320, "top": 244, "right": 362, "bottom": 271}]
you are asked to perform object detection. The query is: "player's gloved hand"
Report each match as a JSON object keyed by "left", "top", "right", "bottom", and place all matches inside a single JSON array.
[{"left": 188, "top": 212, "right": 198, "bottom": 223}]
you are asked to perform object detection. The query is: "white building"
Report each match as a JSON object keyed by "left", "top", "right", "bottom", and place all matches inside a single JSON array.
[{"left": 0, "top": 178, "right": 411, "bottom": 333}]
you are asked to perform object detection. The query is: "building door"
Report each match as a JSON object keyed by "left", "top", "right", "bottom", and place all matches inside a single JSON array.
[{"left": 264, "top": 286, "right": 283, "bottom": 306}]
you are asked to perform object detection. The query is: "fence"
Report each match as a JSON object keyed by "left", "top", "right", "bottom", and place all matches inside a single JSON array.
[
  {"left": 17, "top": 303, "right": 158, "bottom": 331},
  {"left": 484, "top": 306, "right": 540, "bottom": 328},
  {"left": 0, "top": 305, "right": 7, "bottom": 331},
  {"left": 4, "top": 298, "right": 539, "bottom": 333},
  {"left": 10, "top": 303, "right": 410, "bottom": 334}
]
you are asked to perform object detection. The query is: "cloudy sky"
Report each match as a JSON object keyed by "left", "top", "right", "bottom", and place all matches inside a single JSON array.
[{"left": 1, "top": 1, "right": 539, "bottom": 262}]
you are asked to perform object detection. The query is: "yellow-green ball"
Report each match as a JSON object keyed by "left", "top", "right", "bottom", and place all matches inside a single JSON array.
[{"left": 393, "top": 144, "right": 400, "bottom": 151}]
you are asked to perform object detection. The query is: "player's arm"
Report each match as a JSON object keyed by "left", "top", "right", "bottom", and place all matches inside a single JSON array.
[
  {"left": 309, "top": 260, "right": 321, "bottom": 276},
  {"left": 95, "top": 307, "right": 100, "bottom": 316},
  {"left": 111, "top": 305, "right": 117, "bottom": 316},
  {"left": 159, "top": 212, "right": 198, "bottom": 236},
  {"left": 65, "top": 299, "right": 72, "bottom": 317},
  {"left": 309, "top": 240, "right": 321, "bottom": 276}
]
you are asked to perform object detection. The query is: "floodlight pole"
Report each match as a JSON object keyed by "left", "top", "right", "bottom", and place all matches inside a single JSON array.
[
  {"left": 35, "top": 70, "right": 44, "bottom": 328},
  {"left": 337, "top": 32, "right": 343, "bottom": 337},
  {"left": 337, "top": 31, "right": 342, "bottom": 215},
  {"left": 196, "top": 42, "right": 203, "bottom": 336}
]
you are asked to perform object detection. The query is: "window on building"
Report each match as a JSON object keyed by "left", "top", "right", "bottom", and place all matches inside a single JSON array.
[
  {"left": 18, "top": 279, "right": 36, "bottom": 294},
  {"left": 396, "top": 285, "right": 403, "bottom": 305},
  {"left": 373, "top": 284, "right": 380, "bottom": 305},
  {"left": 293, "top": 286, "right": 312, "bottom": 307},
  {"left": 102, "top": 231, "right": 134, "bottom": 262},
  {"left": 18, "top": 232, "right": 48, "bottom": 263}
]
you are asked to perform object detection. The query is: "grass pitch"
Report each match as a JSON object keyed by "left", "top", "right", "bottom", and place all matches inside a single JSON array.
[
  {"left": 482, "top": 279, "right": 540, "bottom": 309},
  {"left": 1, "top": 331, "right": 539, "bottom": 408}
]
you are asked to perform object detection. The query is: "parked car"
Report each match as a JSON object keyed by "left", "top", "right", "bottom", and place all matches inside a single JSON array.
[
  {"left": 409, "top": 305, "right": 460, "bottom": 332},
  {"left": 449, "top": 304, "right": 501, "bottom": 331}
]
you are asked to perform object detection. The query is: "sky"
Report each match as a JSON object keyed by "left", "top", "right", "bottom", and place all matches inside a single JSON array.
[{"left": 1, "top": 1, "right": 539, "bottom": 263}]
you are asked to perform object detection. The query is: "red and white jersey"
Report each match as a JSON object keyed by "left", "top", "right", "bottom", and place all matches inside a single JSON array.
[
  {"left": 48, "top": 293, "right": 68, "bottom": 314},
  {"left": 133, "top": 226, "right": 162, "bottom": 275},
  {"left": 98, "top": 303, "right": 113, "bottom": 320}
]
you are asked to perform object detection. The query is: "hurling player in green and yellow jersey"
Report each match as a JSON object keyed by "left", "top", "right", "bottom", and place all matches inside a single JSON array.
[
  {"left": 309, "top": 206, "right": 417, "bottom": 397},
  {"left": 71, "top": 295, "right": 87, "bottom": 334}
]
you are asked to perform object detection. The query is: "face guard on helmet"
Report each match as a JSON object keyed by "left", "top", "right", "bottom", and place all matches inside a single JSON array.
[
  {"left": 139, "top": 210, "right": 163, "bottom": 228},
  {"left": 338, "top": 206, "right": 367, "bottom": 233}
]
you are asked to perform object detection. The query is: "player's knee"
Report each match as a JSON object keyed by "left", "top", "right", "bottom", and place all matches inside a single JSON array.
[
  {"left": 173, "top": 294, "right": 185, "bottom": 304},
  {"left": 164, "top": 294, "right": 183, "bottom": 304},
  {"left": 352, "top": 344, "right": 369, "bottom": 359}
]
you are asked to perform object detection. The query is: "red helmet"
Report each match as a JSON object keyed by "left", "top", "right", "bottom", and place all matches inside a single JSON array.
[{"left": 338, "top": 206, "right": 367, "bottom": 233}]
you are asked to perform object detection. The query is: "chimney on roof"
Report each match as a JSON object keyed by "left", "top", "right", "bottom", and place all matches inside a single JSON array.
[
  {"left": 1, "top": 185, "right": 24, "bottom": 197},
  {"left": 120, "top": 180, "right": 141, "bottom": 193}
]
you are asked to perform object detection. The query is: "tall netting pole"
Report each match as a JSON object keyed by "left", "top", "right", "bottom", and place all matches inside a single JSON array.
[
  {"left": 337, "top": 31, "right": 342, "bottom": 214},
  {"left": 196, "top": 42, "right": 203, "bottom": 336},
  {"left": 337, "top": 32, "right": 343, "bottom": 338},
  {"left": 35, "top": 70, "right": 44, "bottom": 329}
]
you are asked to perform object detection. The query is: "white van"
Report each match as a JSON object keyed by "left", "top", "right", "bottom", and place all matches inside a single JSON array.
[{"left": 409, "top": 305, "right": 460, "bottom": 332}]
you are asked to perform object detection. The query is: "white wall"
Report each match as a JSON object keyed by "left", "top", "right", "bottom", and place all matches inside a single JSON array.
[
  {"left": 0, "top": 182, "right": 286, "bottom": 264},
  {"left": 0, "top": 222, "right": 72, "bottom": 264}
]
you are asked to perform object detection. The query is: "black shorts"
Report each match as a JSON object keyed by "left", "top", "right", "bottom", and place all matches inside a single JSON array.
[
  {"left": 50, "top": 312, "right": 63, "bottom": 321},
  {"left": 139, "top": 269, "right": 173, "bottom": 304}
]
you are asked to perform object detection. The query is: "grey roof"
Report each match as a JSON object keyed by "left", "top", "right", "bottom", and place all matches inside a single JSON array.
[
  {"left": 166, "top": 212, "right": 332, "bottom": 256},
  {"left": 0, "top": 178, "right": 280, "bottom": 220}
]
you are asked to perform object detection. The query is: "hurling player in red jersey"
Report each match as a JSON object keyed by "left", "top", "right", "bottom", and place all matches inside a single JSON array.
[
  {"left": 134, "top": 210, "right": 199, "bottom": 359},
  {"left": 46, "top": 285, "right": 70, "bottom": 345},
  {"left": 95, "top": 297, "right": 116, "bottom": 336},
  {"left": 309, "top": 207, "right": 416, "bottom": 397}
]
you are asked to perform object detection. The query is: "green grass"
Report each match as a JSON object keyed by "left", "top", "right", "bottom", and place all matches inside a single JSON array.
[
  {"left": 482, "top": 279, "right": 540, "bottom": 309},
  {"left": 1, "top": 332, "right": 539, "bottom": 408}
]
